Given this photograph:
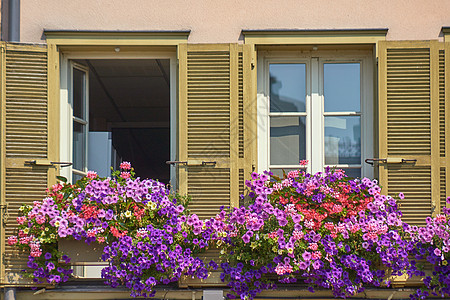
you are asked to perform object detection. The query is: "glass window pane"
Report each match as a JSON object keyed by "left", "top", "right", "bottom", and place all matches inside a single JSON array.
[
  {"left": 270, "top": 168, "right": 305, "bottom": 179},
  {"left": 270, "top": 116, "right": 306, "bottom": 165},
  {"left": 73, "top": 68, "right": 86, "bottom": 119},
  {"left": 269, "top": 64, "right": 306, "bottom": 112},
  {"left": 72, "top": 173, "right": 84, "bottom": 183},
  {"left": 324, "top": 63, "right": 360, "bottom": 112},
  {"left": 324, "top": 168, "right": 361, "bottom": 179},
  {"left": 324, "top": 116, "right": 361, "bottom": 165},
  {"left": 73, "top": 121, "right": 86, "bottom": 171}
]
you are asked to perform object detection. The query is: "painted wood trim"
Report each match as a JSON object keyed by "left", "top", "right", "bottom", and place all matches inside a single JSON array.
[
  {"left": 243, "top": 44, "right": 256, "bottom": 173},
  {"left": 45, "top": 31, "right": 189, "bottom": 47},
  {"left": 48, "top": 43, "right": 60, "bottom": 187},
  {"left": 177, "top": 43, "right": 188, "bottom": 196},
  {"left": 10, "top": 287, "right": 436, "bottom": 300},
  {"left": 248, "top": 44, "right": 258, "bottom": 171},
  {"left": 0, "top": 41, "right": 6, "bottom": 284},
  {"left": 243, "top": 30, "right": 387, "bottom": 57},
  {"left": 430, "top": 41, "right": 441, "bottom": 215},
  {"left": 377, "top": 41, "right": 389, "bottom": 196},
  {"left": 442, "top": 27, "right": 450, "bottom": 42},
  {"left": 229, "top": 44, "right": 239, "bottom": 208},
  {"left": 446, "top": 42, "right": 450, "bottom": 208}
]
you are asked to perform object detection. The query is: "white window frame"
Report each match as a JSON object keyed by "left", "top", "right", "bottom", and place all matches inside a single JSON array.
[
  {"left": 59, "top": 51, "right": 178, "bottom": 186},
  {"left": 257, "top": 50, "right": 374, "bottom": 179},
  {"left": 69, "top": 62, "right": 89, "bottom": 178}
]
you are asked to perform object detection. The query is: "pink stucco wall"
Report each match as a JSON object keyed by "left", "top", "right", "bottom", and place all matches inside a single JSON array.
[{"left": 20, "top": 0, "right": 450, "bottom": 43}]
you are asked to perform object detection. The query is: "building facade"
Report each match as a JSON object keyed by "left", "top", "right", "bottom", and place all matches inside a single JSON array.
[{"left": 1, "top": 0, "right": 450, "bottom": 299}]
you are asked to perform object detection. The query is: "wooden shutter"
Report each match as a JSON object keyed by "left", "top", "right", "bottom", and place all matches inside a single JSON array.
[
  {"left": 178, "top": 44, "right": 255, "bottom": 219},
  {"left": 0, "top": 43, "right": 58, "bottom": 285},
  {"left": 378, "top": 41, "right": 448, "bottom": 226}
]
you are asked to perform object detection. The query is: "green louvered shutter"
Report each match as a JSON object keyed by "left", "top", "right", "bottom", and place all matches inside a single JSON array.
[
  {"left": 0, "top": 42, "right": 58, "bottom": 285},
  {"left": 378, "top": 41, "right": 448, "bottom": 226},
  {"left": 178, "top": 44, "right": 255, "bottom": 219}
]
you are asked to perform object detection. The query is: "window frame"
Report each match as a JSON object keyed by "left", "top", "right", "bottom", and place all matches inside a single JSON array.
[
  {"left": 257, "top": 50, "right": 374, "bottom": 178},
  {"left": 70, "top": 62, "right": 89, "bottom": 178},
  {"left": 59, "top": 51, "right": 178, "bottom": 186}
]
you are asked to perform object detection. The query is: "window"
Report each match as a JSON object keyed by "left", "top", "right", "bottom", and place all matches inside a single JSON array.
[
  {"left": 70, "top": 63, "right": 89, "bottom": 181},
  {"left": 257, "top": 50, "right": 374, "bottom": 178},
  {"left": 64, "top": 58, "right": 176, "bottom": 186}
]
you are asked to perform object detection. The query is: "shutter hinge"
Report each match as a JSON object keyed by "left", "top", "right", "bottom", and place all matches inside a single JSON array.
[{"left": 0, "top": 46, "right": 5, "bottom": 53}]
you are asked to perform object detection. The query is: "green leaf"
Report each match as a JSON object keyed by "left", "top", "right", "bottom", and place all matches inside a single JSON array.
[{"left": 56, "top": 175, "right": 68, "bottom": 183}]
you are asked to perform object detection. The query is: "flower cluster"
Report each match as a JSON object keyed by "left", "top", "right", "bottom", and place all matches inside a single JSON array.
[
  {"left": 408, "top": 201, "right": 450, "bottom": 299},
  {"left": 10, "top": 161, "right": 450, "bottom": 300},
  {"left": 213, "top": 168, "right": 412, "bottom": 299},
  {"left": 8, "top": 163, "right": 209, "bottom": 295}
]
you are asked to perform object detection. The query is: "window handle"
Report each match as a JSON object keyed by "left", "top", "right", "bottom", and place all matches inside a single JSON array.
[
  {"left": 25, "top": 160, "right": 73, "bottom": 168},
  {"left": 364, "top": 158, "right": 417, "bottom": 166},
  {"left": 166, "top": 160, "right": 216, "bottom": 166}
]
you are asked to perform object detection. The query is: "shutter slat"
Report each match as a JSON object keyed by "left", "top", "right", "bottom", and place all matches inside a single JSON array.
[
  {"left": 379, "top": 41, "right": 444, "bottom": 229},
  {"left": 0, "top": 43, "right": 52, "bottom": 285}
]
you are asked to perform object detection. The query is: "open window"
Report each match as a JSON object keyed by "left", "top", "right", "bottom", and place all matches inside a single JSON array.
[
  {"left": 64, "top": 58, "right": 175, "bottom": 186},
  {"left": 61, "top": 56, "right": 176, "bottom": 278}
]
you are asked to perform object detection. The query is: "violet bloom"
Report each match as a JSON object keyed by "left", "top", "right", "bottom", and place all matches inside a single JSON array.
[
  {"left": 242, "top": 234, "right": 251, "bottom": 243},
  {"left": 302, "top": 251, "right": 312, "bottom": 261},
  {"left": 105, "top": 209, "right": 114, "bottom": 220},
  {"left": 292, "top": 214, "right": 303, "bottom": 223}
]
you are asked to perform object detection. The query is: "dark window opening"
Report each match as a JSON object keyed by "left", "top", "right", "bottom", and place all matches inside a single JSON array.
[{"left": 77, "top": 59, "right": 171, "bottom": 183}]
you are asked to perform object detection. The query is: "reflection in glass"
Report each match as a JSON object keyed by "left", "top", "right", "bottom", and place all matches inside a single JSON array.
[
  {"left": 324, "top": 63, "right": 360, "bottom": 112},
  {"left": 73, "top": 121, "right": 86, "bottom": 171},
  {"left": 270, "top": 117, "right": 306, "bottom": 165},
  {"left": 73, "top": 68, "right": 86, "bottom": 119},
  {"left": 324, "top": 116, "right": 361, "bottom": 165},
  {"left": 269, "top": 64, "right": 306, "bottom": 112},
  {"left": 72, "top": 173, "right": 83, "bottom": 183},
  {"left": 340, "top": 168, "right": 361, "bottom": 178},
  {"left": 270, "top": 168, "right": 305, "bottom": 178}
]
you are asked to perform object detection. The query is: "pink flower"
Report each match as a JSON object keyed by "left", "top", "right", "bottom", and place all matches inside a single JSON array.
[
  {"left": 308, "top": 243, "right": 318, "bottom": 251},
  {"left": 86, "top": 171, "right": 98, "bottom": 179},
  {"left": 36, "top": 215, "right": 45, "bottom": 225},
  {"left": 120, "top": 161, "right": 131, "bottom": 170},
  {"left": 120, "top": 172, "right": 131, "bottom": 179},
  {"left": 30, "top": 250, "right": 42, "bottom": 257},
  {"left": 312, "top": 251, "right": 322, "bottom": 260},
  {"left": 16, "top": 216, "right": 26, "bottom": 225},
  {"left": 7, "top": 236, "right": 18, "bottom": 245},
  {"left": 273, "top": 183, "right": 282, "bottom": 191},
  {"left": 299, "top": 159, "right": 309, "bottom": 166},
  {"left": 434, "top": 248, "right": 442, "bottom": 257},
  {"left": 287, "top": 170, "right": 299, "bottom": 178}
]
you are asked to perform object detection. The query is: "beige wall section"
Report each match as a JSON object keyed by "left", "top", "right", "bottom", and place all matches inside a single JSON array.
[{"left": 21, "top": 0, "right": 450, "bottom": 43}]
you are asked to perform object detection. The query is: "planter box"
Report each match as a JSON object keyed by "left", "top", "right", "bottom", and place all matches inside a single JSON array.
[
  {"left": 179, "top": 248, "right": 228, "bottom": 288},
  {"left": 58, "top": 239, "right": 107, "bottom": 278}
]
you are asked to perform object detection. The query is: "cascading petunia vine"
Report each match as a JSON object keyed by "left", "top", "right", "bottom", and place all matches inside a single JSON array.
[
  {"left": 8, "top": 162, "right": 212, "bottom": 296},
  {"left": 208, "top": 166, "right": 414, "bottom": 299},
  {"left": 8, "top": 161, "right": 450, "bottom": 299},
  {"left": 407, "top": 202, "right": 450, "bottom": 300}
]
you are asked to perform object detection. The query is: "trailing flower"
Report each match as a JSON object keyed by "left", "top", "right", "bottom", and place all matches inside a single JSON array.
[
  {"left": 9, "top": 162, "right": 450, "bottom": 299},
  {"left": 408, "top": 200, "right": 450, "bottom": 299},
  {"left": 8, "top": 163, "right": 210, "bottom": 296},
  {"left": 213, "top": 167, "right": 413, "bottom": 299}
]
